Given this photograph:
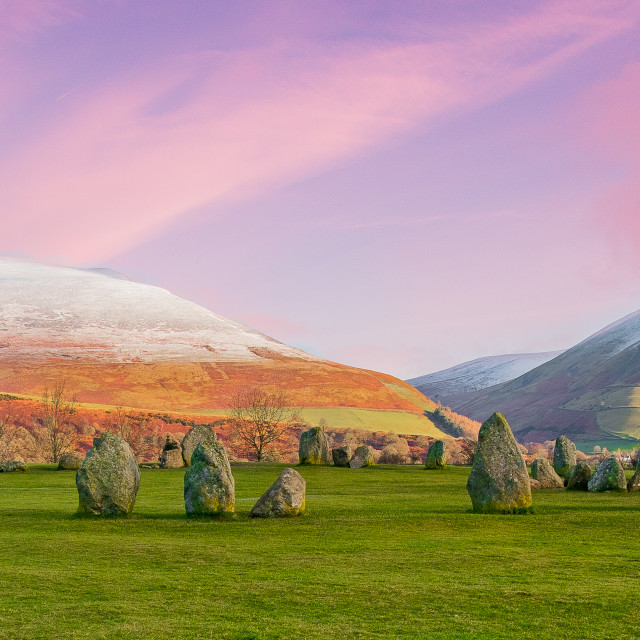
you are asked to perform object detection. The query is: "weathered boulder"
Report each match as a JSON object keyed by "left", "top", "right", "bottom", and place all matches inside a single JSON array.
[
  {"left": 466, "top": 412, "right": 532, "bottom": 513},
  {"left": 0, "top": 460, "right": 27, "bottom": 472},
  {"left": 181, "top": 425, "right": 219, "bottom": 466},
  {"left": 184, "top": 442, "right": 235, "bottom": 516},
  {"left": 627, "top": 461, "right": 640, "bottom": 492},
  {"left": 553, "top": 435, "right": 577, "bottom": 476},
  {"left": 564, "top": 462, "right": 592, "bottom": 491},
  {"left": 299, "top": 427, "right": 329, "bottom": 465},
  {"left": 425, "top": 440, "right": 447, "bottom": 470},
  {"left": 160, "top": 448, "right": 184, "bottom": 469},
  {"left": 588, "top": 456, "right": 627, "bottom": 492},
  {"left": 250, "top": 467, "right": 306, "bottom": 518},
  {"left": 58, "top": 454, "right": 83, "bottom": 470},
  {"left": 76, "top": 432, "right": 140, "bottom": 515},
  {"left": 531, "top": 458, "right": 563, "bottom": 489},
  {"left": 529, "top": 479, "right": 542, "bottom": 490},
  {"left": 332, "top": 445, "right": 352, "bottom": 467},
  {"left": 349, "top": 445, "right": 375, "bottom": 469}
]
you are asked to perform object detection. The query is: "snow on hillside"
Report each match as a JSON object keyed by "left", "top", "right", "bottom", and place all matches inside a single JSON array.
[
  {"left": 407, "top": 351, "right": 565, "bottom": 395},
  {"left": 0, "top": 258, "right": 317, "bottom": 363},
  {"left": 567, "top": 308, "right": 640, "bottom": 359}
]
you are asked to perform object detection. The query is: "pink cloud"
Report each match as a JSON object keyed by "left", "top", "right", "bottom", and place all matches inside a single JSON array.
[
  {"left": 570, "top": 62, "right": 640, "bottom": 267},
  {"left": 0, "top": 0, "right": 78, "bottom": 40},
  {"left": 1, "top": 0, "right": 638, "bottom": 263}
]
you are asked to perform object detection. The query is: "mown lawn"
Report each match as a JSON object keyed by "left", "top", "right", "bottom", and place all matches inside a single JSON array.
[{"left": 0, "top": 464, "right": 638, "bottom": 639}]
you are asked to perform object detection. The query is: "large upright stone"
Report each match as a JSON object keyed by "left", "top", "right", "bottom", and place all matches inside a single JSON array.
[
  {"left": 299, "top": 427, "right": 329, "bottom": 465},
  {"left": 160, "top": 448, "right": 184, "bottom": 469},
  {"left": 531, "top": 458, "right": 563, "bottom": 489},
  {"left": 184, "top": 442, "right": 235, "bottom": 516},
  {"left": 181, "top": 425, "right": 218, "bottom": 466},
  {"left": 466, "top": 412, "right": 532, "bottom": 513},
  {"left": 627, "top": 460, "right": 640, "bottom": 492},
  {"left": 250, "top": 467, "right": 306, "bottom": 518},
  {"left": 564, "top": 462, "right": 592, "bottom": 491},
  {"left": 349, "top": 445, "right": 375, "bottom": 469},
  {"left": 332, "top": 445, "right": 352, "bottom": 467},
  {"left": 425, "top": 440, "right": 447, "bottom": 470},
  {"left": 553, "top": 435, "right": 577, "bottom": 476},
  {"left": 588, "top": 456, "right": 627, "bottom": 492},
  {"left": 76, "top": 432, "right": 140, "bottom": 515}
]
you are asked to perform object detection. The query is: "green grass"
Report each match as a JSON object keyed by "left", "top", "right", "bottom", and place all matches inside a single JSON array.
[{"left": 1, "top": 465, "right": 639, "bottom": 639}]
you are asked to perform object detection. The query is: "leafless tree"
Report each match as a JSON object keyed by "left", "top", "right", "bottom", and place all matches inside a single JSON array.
[
  {"left": 229, "top": 387, "right": 299, "bottom": 462},
  {"left": 37, "top": 380, "right": 77, "bottom": 463},
  {"left": 103, "top": 408, "right": 160, "bottom": 461}
]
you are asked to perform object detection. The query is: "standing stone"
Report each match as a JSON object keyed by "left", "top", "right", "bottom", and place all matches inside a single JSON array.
[
  {"left": 553, "top": 435, "right": 577, "bottom": 476},
  {"left": 58, "top": 454, "right": 83, "bottom": 470},
  {"left": 160, "top": 448, "right": 184, "bottom": 469},
  {"left": 588, "top": 456, "right": 627, "bottom": 492},
  {"left": 425, "top": 440, "right": 447, "bottom": 469},
  {"left": 531, "top": 458, "right": 563, "bottom": 488},
  {"left": 564, "top": 462, "right": 592, "bottom": 491},
  {"left": 184, "top": 442, "right": 235, "bottom": 516},
  {"left": 349, "top": 445, "right": 375, "bottom": 469},
  {"left": 466, "top": 412, "right": 532, "bottom": 513},
  {"left": 332, "top": 445, "right": 352, "bottom": 467},
  {"left": 181, "top": 425, "right": 219, "bottom": 466},
  {"left": 250, "top": 467, "right": 306, "bottom": 518},
  {"left": 529, "top": 479, "right": 542, "bottom": 490},
  {"left": 76, "top": 432, "right": 140, "bottom": 515},
  {"left": 299, "top": 427, "right": 329, "bottom": 465},
  {"left": 627, "top": 460, "right": 640, "bottom": 492}
]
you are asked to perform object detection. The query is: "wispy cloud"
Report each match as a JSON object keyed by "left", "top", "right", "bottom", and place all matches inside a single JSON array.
[{"left": 0, "top": 0, "right": 637, "bottom": 262}]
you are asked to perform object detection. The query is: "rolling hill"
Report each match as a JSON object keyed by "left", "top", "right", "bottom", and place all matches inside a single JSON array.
[
  {"left": 448, "top": 309, "right": 640, "bottom": 445},
  {"left": 0, "top": 258, "right": 444, "bottom": 436},
  {"left": 407, "top": 351, "right": 564, "bottom": 406}
]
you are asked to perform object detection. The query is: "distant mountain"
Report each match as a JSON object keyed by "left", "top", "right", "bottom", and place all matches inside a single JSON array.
[
  {"left": 450, "top": 309, "right": 640, "bottom": 443},
  {"left": 407, "top": 351, "right": 564, "bottom": 406},
  {"left": 0, "top": 258, "right": 444, "bottom": 436}
]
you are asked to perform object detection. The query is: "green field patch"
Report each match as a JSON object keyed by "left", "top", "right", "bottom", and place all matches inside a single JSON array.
[
  {"left": 1, "top": 465, "right": 639, "bottom": 638},
  {"left": 297, "top": 407, "right": 441, "bottom": 435}
]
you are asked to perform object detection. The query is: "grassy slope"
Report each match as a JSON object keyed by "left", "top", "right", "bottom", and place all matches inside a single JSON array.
[{"left": 1, "top": 465, "right": 639, "bottom": 639}]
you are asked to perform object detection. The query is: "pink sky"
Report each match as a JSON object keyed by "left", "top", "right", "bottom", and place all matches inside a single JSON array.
[{"left": 1, "top": 0, "right": 640, "bottom": 378}]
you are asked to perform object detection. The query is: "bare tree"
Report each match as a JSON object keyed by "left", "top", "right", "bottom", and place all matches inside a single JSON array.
[
  {"left": 37, "top": 380, "right": 77, "bottom": 463},
  {"left": 103, "top": 408, "right": 160, "bottom": 461},
  {"left": 229, "top": 387, "right": 299, "bottom": 462}
]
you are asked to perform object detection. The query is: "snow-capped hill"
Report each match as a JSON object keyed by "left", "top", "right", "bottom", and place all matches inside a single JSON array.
[
  {"left": 566, "top": 308, "right": 640, "bottom": 359},
  {"left": 407, "top": 351, "right": 564, "bottom": 402},
  {"left": 0, "top": 258, "right": 317, "bottom": 363}
]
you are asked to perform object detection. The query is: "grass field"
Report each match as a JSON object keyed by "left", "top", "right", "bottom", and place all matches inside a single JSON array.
[{"left": 1, "top": 464, "right": 639, "bottom": 639}]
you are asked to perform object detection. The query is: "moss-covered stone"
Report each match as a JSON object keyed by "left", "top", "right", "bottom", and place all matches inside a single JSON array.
[
  {"left": 588, "top": 456, "right": 627, "bottom": 492},
  {"left": 425, "top": 440, "right": 447, "bottom": 470},
  {"left": 76, "top": 432, "right": 140, "bottom": 515},
  {"left": 58, "top": 454, "right": 83, "bottom": 470},
  {"left": 184, "top": 442, "right": 234, "bottom": 516},
  {"left": 181, "top": 425, "right": 219, "bottom": 466},
  {"left": 627, "top": 460, "right": 640, "bottom": 492},
  {"left": 250, "top": 467, "right": 306, "bottom": 518},
  {"left": 466, "top": 412, "right": 532, "bottom": 514},
  {"left": 160, "top": 448, "right": 184, "bottom": 469},
  {"left": 531, "top": 458, "right": 563, "bottom": 488},
  {"left": 349, "top": 445, "right": 375, "bottom": 469},
  {"left": 299, "top": 427, "right": 329, "bottom": 465},
  {"left": 0, "top": 460, "right": 27, "bottom": 472},
  {"left": 564, "top": 462, "right": 592, "bottom": 491},
  {"left": 553, "top": 435, "right": 577, "bottom": 476},
  {"left": 332, "top": 445, "right": 351, "bottom": 467}
]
